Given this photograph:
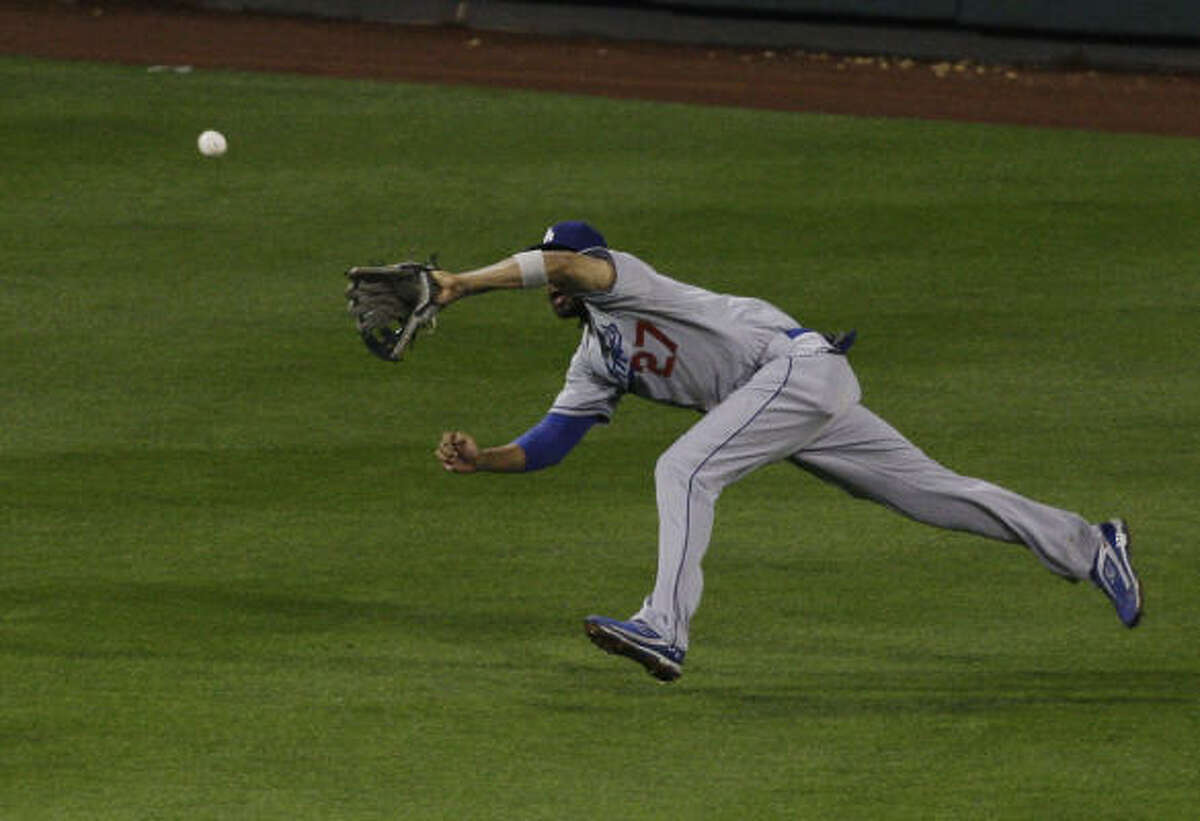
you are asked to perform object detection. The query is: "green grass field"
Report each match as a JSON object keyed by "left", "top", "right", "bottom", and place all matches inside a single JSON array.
[{"left": 2, "top": 56, "right": 1198, "bottom": 819}]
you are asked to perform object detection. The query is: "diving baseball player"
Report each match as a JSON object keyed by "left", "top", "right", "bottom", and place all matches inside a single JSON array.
[{"left": 432, "top": 221, "right": 1143, "bottom": 682}]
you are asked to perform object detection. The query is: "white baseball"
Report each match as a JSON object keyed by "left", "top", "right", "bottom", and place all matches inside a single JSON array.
[{"left": 197, "top": 129, "right": 227, "bottom": 157}]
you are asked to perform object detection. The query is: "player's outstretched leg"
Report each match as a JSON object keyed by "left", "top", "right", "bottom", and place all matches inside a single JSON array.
[
  {"left": 794, "top": 405, "right": 1101, "bottom": 579},
  {"left": 1091, "top": 519, "right": 1143, "bottom": 627},
  {"left": 583, "top": 615, "right": 685, "bottom": 682}
]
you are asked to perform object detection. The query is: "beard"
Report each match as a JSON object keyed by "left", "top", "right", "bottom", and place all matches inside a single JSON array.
[{"left": 548, "top": 287, "right": 584, "bottom": 319}]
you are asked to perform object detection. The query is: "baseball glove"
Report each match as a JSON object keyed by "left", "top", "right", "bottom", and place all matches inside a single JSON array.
[{"left": 345, "top": 259, "right": 441, "bottom": 362}]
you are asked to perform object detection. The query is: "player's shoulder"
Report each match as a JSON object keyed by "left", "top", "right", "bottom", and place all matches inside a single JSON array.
[{"left": 585, "top": 249, "right": 664, "bottom": 300}]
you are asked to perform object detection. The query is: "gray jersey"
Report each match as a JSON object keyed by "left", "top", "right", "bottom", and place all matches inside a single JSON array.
[{"left": 549, "top": 250, "right": 831, "bottom": 419}]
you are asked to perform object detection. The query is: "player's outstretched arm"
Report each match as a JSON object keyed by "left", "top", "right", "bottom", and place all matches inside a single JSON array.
[{"left": 433, "top": 250, "right": 613, "bottom": 307}]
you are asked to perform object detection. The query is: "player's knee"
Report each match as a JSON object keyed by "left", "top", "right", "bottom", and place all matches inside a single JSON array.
[
  {"left": 656, "top": 447, "right": 724, "bottom": 497},
  {"left": 654, "top": 448, "right": 696, "bottom": 488}
]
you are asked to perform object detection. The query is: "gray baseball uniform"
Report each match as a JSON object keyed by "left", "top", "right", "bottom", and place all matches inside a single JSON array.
[{"left": 550, "top": 249, "right": 1101, "bottom": 650}]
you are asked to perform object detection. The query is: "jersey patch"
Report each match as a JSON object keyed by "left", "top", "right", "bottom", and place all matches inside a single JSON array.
[{"left": 592, "top": 314, "right": 631, "bottom": 386}]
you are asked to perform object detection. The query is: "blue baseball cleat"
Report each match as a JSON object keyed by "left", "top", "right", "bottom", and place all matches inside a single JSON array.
[
  {"left": 584, "top": 615, "right": 685, "bottom": 682},
  {"left": 1090, "top": 519, "right": 1143, "bottom": 628}
]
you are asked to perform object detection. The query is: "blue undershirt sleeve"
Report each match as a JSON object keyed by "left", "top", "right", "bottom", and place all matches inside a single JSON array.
[{"left": 513, "top": 412, "right": 598, "bottom": 471}]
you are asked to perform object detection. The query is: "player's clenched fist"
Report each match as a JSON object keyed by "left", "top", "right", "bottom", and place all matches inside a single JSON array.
[{"left": 437, "top": 431, "right": 479, "bottom": 473}]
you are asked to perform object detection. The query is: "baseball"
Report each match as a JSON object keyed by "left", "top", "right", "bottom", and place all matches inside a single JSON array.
[{"left": 197, "top": 129, "right": 227, "bottom": 157}]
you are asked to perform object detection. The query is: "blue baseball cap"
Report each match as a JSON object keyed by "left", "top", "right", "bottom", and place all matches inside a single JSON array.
[{"left": 532, "top": 220, "right": 607, "bottom": 252}]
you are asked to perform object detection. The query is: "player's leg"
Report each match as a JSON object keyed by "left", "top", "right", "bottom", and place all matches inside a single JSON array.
[
  {"left": 631, "top": 351, "right": 861, "bottom": 651},
  {"left": 792, "top": 404, "right": 1099, "bottom": 580}
]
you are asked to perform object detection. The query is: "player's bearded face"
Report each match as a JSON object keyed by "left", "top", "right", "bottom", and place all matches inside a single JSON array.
[{"left": 548, "top": 285, "right": 584, "bottom": 319}]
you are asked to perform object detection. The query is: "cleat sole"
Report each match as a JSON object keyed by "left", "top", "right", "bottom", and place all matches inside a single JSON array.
[{"left": 584, "top": 620, "right": 682, "bottom": 682}]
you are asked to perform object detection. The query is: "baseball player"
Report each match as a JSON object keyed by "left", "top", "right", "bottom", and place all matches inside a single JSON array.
[{"left": 432, "top": 221, "right": 1142, "bottom": 682}]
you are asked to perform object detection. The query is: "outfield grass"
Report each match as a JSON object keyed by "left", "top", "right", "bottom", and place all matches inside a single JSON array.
[{"left": 2, "top": 56, "right": 1198, "bottom": 819}]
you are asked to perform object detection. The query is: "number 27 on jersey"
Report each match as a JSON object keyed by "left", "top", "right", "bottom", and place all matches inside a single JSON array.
[{"left": 631, "top": 320, "right": 677, "bottom": 378}]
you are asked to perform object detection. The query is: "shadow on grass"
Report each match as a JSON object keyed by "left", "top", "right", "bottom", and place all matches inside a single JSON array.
[
  {"left": 682, "top": 668, "right": 1199, "bottom": 717},
  {"left": 9, "top": 584, "right": 1194, "bottom": 718},
  {"left": 533, "top": 654, "right": 1198, "bottom": 718},
  {"left": 0, "top": 581, "right": 547, "bottom": 663}
]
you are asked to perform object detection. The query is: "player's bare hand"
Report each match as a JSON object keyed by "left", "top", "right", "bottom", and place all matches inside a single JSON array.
[
  {"left": 432, "top": 271, "right": 464, "bottom": 307},
  {"left": 436, "top": 431, "right": 479, "bottom": 473}
]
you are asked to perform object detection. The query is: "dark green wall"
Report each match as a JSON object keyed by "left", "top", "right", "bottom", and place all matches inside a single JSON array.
[
  {"left": 643, "top": 1, "right": 957, "bottom": 22},
  {"left": 646, "top": 0, "right": 1200, "bottom": 39},
  {"left": 958, "top": 0, "right": 1200, "bottom": 39}
]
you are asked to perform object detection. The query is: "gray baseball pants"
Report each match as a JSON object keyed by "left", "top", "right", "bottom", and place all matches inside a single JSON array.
[{"left": 634, "top": 344, "right": 1102, "bottom": 650}]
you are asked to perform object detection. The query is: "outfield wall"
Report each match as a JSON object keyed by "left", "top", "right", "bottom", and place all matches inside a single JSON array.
[
  {"left": 194, "top": 0, "right": 1200, "bottom": 72},
  {"left": 644, "top": 0, "right": 1200, "bottom": 41}
]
